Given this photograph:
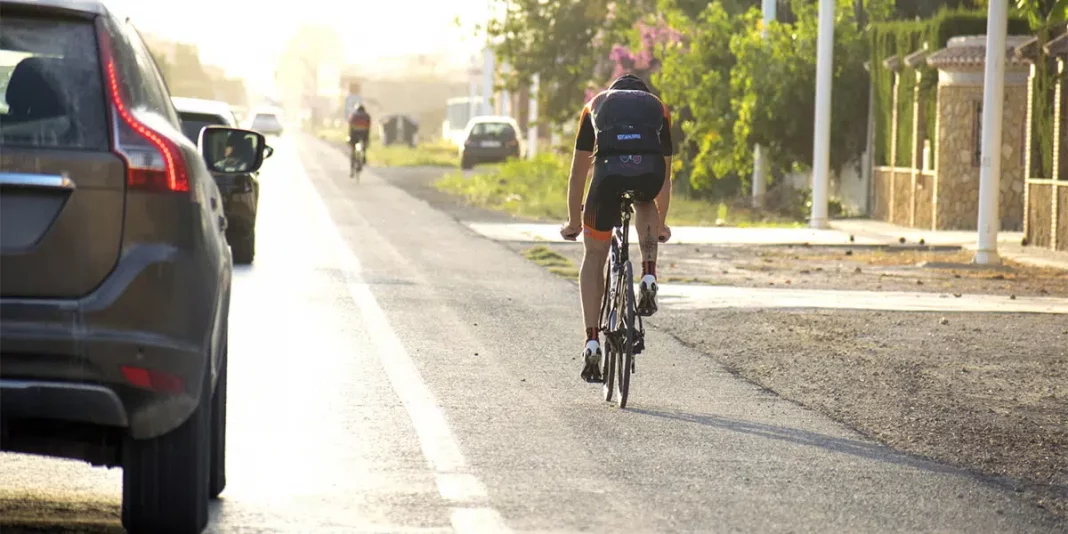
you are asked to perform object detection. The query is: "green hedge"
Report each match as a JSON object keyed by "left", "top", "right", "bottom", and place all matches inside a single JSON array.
[
  {"left": 1027, "top": 24, "right": 1063, "bottom": 180},
  {"left": 870, "top": 9, "right": 1032, "bottom": 167}
]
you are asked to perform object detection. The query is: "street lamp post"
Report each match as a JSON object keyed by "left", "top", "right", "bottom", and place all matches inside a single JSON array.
[
  {"left": 751, "top": 0, "right": 776, "bottom": 209},
  {"left": 810, "top": 0, "right": 835, "bottom": 229},
  {"left": 973, "top": 0, "right": 1009, "bottom": 265}
]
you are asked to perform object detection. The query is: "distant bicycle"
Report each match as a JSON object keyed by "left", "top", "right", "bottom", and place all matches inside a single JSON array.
[
  {"left": 350, "top": 140, "right": 365, "bottom": 180},
  {"left": 597, "top": 191, "right": 646, "bottom": 409}
]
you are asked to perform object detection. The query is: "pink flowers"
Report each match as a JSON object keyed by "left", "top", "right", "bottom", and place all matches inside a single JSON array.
[{"left": 607, "top": 19, "right": 682, "bottom": 81}]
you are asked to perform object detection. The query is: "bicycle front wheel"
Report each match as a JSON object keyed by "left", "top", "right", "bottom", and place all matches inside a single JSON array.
[{"left": 617, "top": 262, "right": 635, "bottom": 409}]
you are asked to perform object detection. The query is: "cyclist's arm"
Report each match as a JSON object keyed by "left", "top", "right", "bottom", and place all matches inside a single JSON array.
[
  {"left": 657, "top": 103, "right": 675, "bottom": 226},
  {"left": 657, "top": 157, "right": 671, "bottom": 227},
  {"left": 567, "top": 150, "right": 593, "bottom": 224},
  {"left": 568, "top": 106, "right": 596, "bottom": 223}
]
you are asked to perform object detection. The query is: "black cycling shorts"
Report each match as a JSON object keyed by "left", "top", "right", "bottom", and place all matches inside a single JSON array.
[
  {"left": 349, "top": 129, "right": 369, "bottom": 146},
  {"left": 582, "top": 153, "right": 665, "bottom": 240}
]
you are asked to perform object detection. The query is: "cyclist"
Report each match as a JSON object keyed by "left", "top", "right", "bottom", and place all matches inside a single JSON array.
[
  {"left": 213, "top": 133, "right": 252, "bottom": 172},
  {"left": 559, "top": 73, "right": 674, "bottom": 383},
  {"left": 347, "top": 104, "right": 372, "bottom": 164}
]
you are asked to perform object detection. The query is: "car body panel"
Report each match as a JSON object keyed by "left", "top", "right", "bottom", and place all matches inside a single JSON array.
[
  {"left": 0, "top": 0, "right": 232, "bottom": 466},
  {"left": 172, "top": 99, "right": 260, "bottom": 247}
]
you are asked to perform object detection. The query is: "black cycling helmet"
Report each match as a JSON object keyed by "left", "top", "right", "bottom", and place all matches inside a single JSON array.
[{"left": 609, "top": 73, "right": 651, "bottom": 93}]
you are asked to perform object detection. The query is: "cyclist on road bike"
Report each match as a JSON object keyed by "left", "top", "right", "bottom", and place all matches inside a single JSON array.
[
  {"left": 348, "top": 104, "right": 372, "bottom": 162},
  {"left": 559, "top": 74, "right": 674, "bottom": 383}
]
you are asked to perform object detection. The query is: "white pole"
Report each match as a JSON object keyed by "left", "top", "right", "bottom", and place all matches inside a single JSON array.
[
  {"left": 752, "top": 0, "right": 777, "bottom": 208},
  {"left": 810, "top": 0, "right": 835, "bottom": 229},
  {"left": 500, "top": 62, "right": 512, "bottom": 116},
  {"left": 528, "top": 74, "right": 539, "bottom": 159},
  {"left": 482, "top": 47, "right": 495, "bottom": 116},
  {"left": 973, "top": 0, "right": 1008, "bottom": 265}
]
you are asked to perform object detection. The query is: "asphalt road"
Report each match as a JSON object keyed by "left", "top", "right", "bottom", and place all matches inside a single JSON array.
[{"left": 0, "top": 134, "right": 1062, "bottom": 533}]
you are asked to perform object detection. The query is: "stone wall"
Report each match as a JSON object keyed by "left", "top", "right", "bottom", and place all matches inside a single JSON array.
[
  {"left": 914, "top": 171, "right": 935, "bottom": 229},
  {"left": 934, "top": 84, "right": 1027, "bottom": 230},
  {"left": 873, "top": 167, "right": 893, "bottom": 221},
  {"left": 1060, "top": 186, "right": 1068, "bottom": 250},
  {"left": 1028, "top": 183, "right": 1053, "bottom": 247}
]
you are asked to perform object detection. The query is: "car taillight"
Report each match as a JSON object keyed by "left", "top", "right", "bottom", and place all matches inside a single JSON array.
[
  {"left": 99, "top": 31, "right": 188, "bottom": 193},
  {"left": 121, "top": 366, "right": 185, "bottom": 394}
]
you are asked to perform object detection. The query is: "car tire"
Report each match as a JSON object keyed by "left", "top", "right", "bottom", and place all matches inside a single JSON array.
[
  {"left": 209, "top": 329, "right": 228, "bottom": 499},
  {"left": 460, "top": 155, "right": 474, "bottom": 170},
  {"left": 121, "top": 371, "right": 211, "bottom": 533},
  {"left": 232, "top": 232, "right": 255, "bottom": 265}
]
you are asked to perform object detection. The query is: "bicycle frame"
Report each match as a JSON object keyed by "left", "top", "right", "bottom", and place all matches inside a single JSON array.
[{"left": 599, "top": 193, "right": 645, "bottom": 356}]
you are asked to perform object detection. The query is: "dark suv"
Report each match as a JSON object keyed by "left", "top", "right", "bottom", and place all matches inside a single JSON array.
[
  {"left": 173, "top": 97, "right": 266, "bottom": 264},
  {"left": 0, "top": 1, "right": 266, "bottom": 532}
]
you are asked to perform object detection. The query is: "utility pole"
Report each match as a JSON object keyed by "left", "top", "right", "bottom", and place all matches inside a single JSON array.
[
  {"left": 973, "top": 0, "right": 1008, "bottom": 265},
  {"left": 751, "top": 0, "right": 776, "bottom": 208},
  {"left": 528, "top": 74, "right": 539, "bottom": 159},
  {"left": 482, "top": 47, "right": 495, "bottom": 116},
  {"left": 810, "top": 0, "right": 834, "bottom": 229}
]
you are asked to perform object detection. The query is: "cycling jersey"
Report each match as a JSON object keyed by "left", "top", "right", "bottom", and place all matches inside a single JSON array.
[
  {"left": 575, "top": 89, "right": 674, "bottom": 157},
  {"left": 575, "top": 89, "right": 675, "bottom": 240}
]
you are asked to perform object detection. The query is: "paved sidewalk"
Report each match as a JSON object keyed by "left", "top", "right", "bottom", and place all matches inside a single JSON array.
[
  {"left": 830, "top": 219, "right": 1068, "bottom": 271},
  {"left": 658, "top": 284, "right": 1068, "bottom": 314},
  {"left": 463, "top": 222, "right": 885, "bottom": 246},
  {"left": 461, "top": 219, "right": 1068, "bottom": 271}
]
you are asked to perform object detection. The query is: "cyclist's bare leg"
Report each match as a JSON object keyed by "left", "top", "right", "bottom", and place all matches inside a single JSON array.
[
  {"left": 580, "top": 236, "right": 611, "bottom": 330},
  {"left": 634, "top": 200, "right": 659, "bottom": 266},
  {"left": 634, "top": 200, "right": 661, "bottom": 316},
  {"left": 579, "top": 234, "right": 610, "bottom": 381}
]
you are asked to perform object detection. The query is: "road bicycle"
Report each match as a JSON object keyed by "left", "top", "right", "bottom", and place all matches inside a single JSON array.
[
  {"left": 597, "top": 191, "right": 646, "bottom": 409},
  {"left": 350, "top": 140, "right": 365, "bottom": 180}
]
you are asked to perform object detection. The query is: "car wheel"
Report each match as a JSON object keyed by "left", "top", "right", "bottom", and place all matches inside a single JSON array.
[
  {"left": 209, "top": 329, "right": 228, "bottom": 499},
  {"left": 121, "top": 370, "right": 211, "bottom": 533},
  {"left": 460, "top": 155, "right": 474, "bottom": 170},
  {"left": 232, "top": 231, "right": 255, "bottom": 265}
]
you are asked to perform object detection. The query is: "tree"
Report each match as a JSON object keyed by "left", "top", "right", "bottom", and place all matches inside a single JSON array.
[
  {"left": 653, "top": 2, "right": 743, "bottom": 194},
  {"left": 1015, "top": 0, "right": 1068, "bottom": 27},
  {"left": 487, "top": 0, "right": 647, "bottom": 127},
  {"left": 654, "top": 0, "right": 870, "bottom": 195},
  {"left": 729, "top": 0, "right": 869, "bottom": 179},
  {"left": 487, "top": 0, "right": 603, "bottom": 127}
]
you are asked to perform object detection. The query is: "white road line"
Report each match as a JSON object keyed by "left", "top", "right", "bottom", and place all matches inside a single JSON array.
[{"left": 283, "top": 139, "right": 511, "bottom": 534}]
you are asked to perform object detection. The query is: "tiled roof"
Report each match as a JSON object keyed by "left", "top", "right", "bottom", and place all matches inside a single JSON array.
[
  {"left": 1045, "top": 32, "right": 1068, "bottom": 57},
  {"left": 882, "top": 55, "right": 903, "bottom": 72},
  {"left": 927, "top": 35, "right": 1033, "bottom": 69}
]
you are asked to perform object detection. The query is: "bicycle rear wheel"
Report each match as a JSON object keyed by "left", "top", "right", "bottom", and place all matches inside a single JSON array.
[
  {"left": 617, "top": 262, "right": 635, "bottom": 409},
  {"left": 600, "top": 269, "right": 615, "bottom": 402}
]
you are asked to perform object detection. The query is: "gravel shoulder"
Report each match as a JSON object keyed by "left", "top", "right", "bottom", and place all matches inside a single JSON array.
[{"left": 377, "top": 164, "right": 1068, "bottom": 521}]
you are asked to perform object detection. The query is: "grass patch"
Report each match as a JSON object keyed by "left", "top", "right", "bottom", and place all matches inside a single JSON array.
[
  {"left": 315, "top": 125, "right": 459, "bottom": 167},
  {"left": 367, "top": 141, "right": 458, "bottom": 167},
  {"left": 523, "top": 245, "right": 579, "bottom": 280},
  {"left": 435, "top": 153, "right": 804, "bottom": 227}
]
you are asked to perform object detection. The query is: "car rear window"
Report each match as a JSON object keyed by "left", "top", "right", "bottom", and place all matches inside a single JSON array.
[
  {"left": 470, "top": 122, "right": 516, "bottom": 140},
  {"left": 178, "top": 112, "right": 228, "bottom": 143},
  {"left": 0, "top": 17, "right": 108, "bottom": 150},
  {"left": 252, "top": 114, "right": 279, "bottom": 126}
]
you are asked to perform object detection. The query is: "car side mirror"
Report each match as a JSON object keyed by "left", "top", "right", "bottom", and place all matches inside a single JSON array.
[{"left": 198, "top": 126, "right": 267, "bottom": 174}]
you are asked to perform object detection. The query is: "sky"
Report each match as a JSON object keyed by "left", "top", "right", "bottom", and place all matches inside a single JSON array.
[{"left": 106, "top": 0, "right": 492, "bottom": 90}]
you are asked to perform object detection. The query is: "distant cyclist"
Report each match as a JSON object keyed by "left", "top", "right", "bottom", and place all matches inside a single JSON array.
[
  {"left": 347, "top": 104, "right": 372, "bottom": 162},
  {"left": 213, "top": 133, "right": 251, "bottom": 173},
  {"left": 559, "top": 74, "right": 674, "bottom": 382}
]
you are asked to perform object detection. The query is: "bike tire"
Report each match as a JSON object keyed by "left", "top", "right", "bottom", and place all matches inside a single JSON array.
[
  {"left": 600, "top": 264, "right": 615, "bottom": 402},
  {"left": 617, "top": 262, "right": 635, "bottom": 409}
]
